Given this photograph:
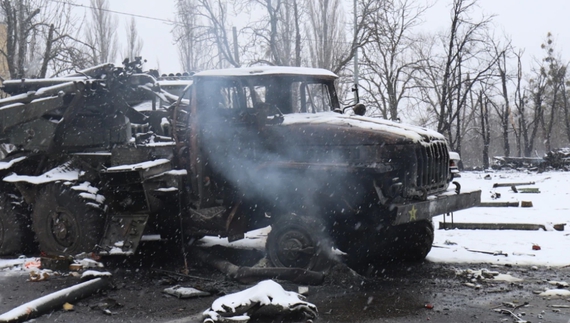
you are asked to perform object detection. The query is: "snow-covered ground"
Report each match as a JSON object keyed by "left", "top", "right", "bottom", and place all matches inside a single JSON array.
[
  {"left": 2, "top": 169, "right": 569, "bottom": 273},
  {"left": 428, "top": 170, "right": 570, "bottom": 267}
]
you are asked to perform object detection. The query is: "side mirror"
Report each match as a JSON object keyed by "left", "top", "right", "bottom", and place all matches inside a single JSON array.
[{"left": 353, "top": 103, "right": 366, "bottom": 116}]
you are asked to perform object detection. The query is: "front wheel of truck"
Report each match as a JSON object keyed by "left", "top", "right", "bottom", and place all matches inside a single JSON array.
[
  {"left": 266, "top": 214, "right": 331, "bottom": 271},
  {"left": 32, "top": 182, "right": 105, "bottom": 256},
  {"left": 395, "top": 220, "right": 434, "bottom": 262}
]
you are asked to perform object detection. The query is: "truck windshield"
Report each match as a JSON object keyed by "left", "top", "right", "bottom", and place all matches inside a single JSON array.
[{"left": 197, "top": 76, "right": 336, "bottom": 115}]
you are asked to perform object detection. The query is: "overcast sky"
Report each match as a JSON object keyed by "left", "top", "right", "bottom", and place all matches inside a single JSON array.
[{"left": 72, "top": 0, "right": 570, "bottom": 74}]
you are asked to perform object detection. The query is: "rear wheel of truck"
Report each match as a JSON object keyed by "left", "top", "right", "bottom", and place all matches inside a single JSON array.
[
  {"left": 32, "top": 183, "right": 105, "bottom": 256},
  {"left": 0, "top": 192, "right": 33, "bottom": 256},
  {"left": 266, "top": 214, "right": 331, "bottom": 271}
]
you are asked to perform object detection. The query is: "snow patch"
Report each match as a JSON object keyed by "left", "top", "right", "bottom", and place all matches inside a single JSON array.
[
  {"left": 3, "top": 162, "right": 80, "bottom": 184},
  {"left": 539, "top": 289, "right": 570, "bottom": 297},
  {"left": 281, "top": 112, "right": 443, "bottom": 143},
  {"left": 0, "top": 156, "right": 26, "bottom": 170},
  {"left": 104, "top": 158, "right": 170, "bottom": 172}
]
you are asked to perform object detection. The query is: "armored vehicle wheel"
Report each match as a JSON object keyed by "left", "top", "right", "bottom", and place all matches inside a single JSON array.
[
  {"left": 0, "top": 193, "right": 33, "bottom": 256},
  {"left": 266, "top": 214, "right": 329, "bottom": 271},
  {"left": 32, "top": 183, "right": 105, "bottom": 256}
]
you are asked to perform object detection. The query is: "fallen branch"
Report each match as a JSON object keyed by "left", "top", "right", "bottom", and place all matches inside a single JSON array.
[
  {"left": 193, "top": 249, "right": 325, "bottom": 285},
  {"left": 0, "top": 277, "right": 110, "bottom": 323}
]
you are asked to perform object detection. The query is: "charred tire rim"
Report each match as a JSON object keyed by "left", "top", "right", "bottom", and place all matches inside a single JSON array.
[
  {"left": 48, "top": 208, "right": 80, "bottom": 248},
  {"left": 266, "top": 215, "right": 326, "bottom": 270}
]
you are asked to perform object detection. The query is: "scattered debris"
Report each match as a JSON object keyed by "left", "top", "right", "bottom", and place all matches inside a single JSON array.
[
  {"left": 465, "top": 248, "right": 508, "bottom": 257},
  {"left": 532, "top": 244, "right": 541, "bottom": 251},
  {"left": 28, "top": 269, "right": 51, "bottom": 282},
  {"left": 202, "top": 280, "right": 317, "bottom": 323},
  {"left": 40, "top": 256, "right": 72, "bottom": 271},
  {"left": 91, "top": 298, "right": 122, "bottom": 315},
  {"left": 520, "top": 201, "right": 533, "bottom": 207},
  {"left": 23, "top": 259, "right": 41, "bottom": 269},
  {"left": 163, "top": 285, "right": 211, "bottom": 299},
  {"left": 494, "top": 308, "right": 530, "bottom": 323},
  {"left": 512, "top": 252, "right": 535, "bottom": 257},
  {"left": 553, "top": 223, "right": 566, "bottom": 231},
  {"left": 464, "top": 282, "right": 482, "bottom": 289},
  {"left": 62, "top": 303, "right": 74, "bottom": 311},
  {"left": 0, "top": 277, "right": 110, "bottom": 322},
  {"left": 491, "top": 192, "right": 501, "bottom": 199}
]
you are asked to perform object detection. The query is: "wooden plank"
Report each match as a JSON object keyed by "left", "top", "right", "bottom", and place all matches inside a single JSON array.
[
  {"left": 493, "top": 182, "right": 535, "bottom": 188},
  {"left": 439, "top": 222, "right": 546, "bottom": 231},
  {"left": 479, "top": 202, "right": 519, "bottom": 207}
]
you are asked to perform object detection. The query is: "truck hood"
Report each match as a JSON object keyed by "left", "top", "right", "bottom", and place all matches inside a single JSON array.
[{"left": 280, "top": 112, "right": 445, "bottom": 144}]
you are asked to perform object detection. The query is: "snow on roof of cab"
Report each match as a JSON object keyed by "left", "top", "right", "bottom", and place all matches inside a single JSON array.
[{"left": 194, "top": 66, "right": 338, "bottom": 79}]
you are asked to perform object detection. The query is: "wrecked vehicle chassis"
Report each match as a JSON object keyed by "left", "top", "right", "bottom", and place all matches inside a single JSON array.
[{"left": 0, "top": 62, "right": 480, "bottom": 271}]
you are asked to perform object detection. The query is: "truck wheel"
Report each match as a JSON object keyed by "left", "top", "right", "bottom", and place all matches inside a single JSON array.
[
  {"left": 32, "top": 183, "right": 105, "bottom": 256},
  {"left": 395, "top": 220, "right": 434, "bottom": 262},
  {"left": 266, "top": 214, "right": 330, "bottom": 270},
  {"left": 0, "top": 193, "right": 33, "bottom": 256}
]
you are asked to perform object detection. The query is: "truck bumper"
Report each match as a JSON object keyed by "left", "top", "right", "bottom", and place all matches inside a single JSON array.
[{"left": 392, "top": 190, "right": 481, "bottom": 225}]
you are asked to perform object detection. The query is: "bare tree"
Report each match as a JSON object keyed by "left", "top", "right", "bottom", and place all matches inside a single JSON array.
[
  {"left": 174, "top": 0, "right": 216, "bottom": 72},
  {"left": 475, "top": 89, "right": 491, "bottom": 168},
  {"left": 0, "top": 0, "right": 82, "bottom": 79},
  {"left": 538, "top": 33, "right": 566, "bottom": 152},
  {"left": 417, "top": 0, "right": 499, "bottom": 155},
  {"left": 359, "top": 0, "right": 428, "bottom": 120},
  {"left": 84, "top": 0, "right": 118, "bottom": 65},
  {"left": 304, "top": 0, "right": 372, "bottom": 74},
  {"left": 248, "top": 0, "right": 303, "bottom": 66},
  {"left": 0, "top": 0, "right": 40, "bottom": 78},
  {"left": 489, "top": 40, "right": 514, "bottom": 157},
  {"left": 123, "top": 17, "right": 143, "bottom": 63},
  {"left": 194, "top": 0, "right": 240, "bottom": 68}
]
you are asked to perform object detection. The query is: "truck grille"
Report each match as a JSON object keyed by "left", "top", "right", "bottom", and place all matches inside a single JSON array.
[{"left": 415, "top": 141, "right": 450, "bottom": 192}]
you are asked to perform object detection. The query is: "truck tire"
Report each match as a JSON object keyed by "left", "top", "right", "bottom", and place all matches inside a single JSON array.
[
  {"left": 0, "top": 193, "right": 33, "bottom": 256},
  {"left": 396, "top": 220, "right": 434, "bottom": 262},
  {"left": 32, "top": 183, "right": 105, "bottom": 256},
  {"left": 340, "top": 221, "right": 434, "bottom": 271},
  {"left": 266, "top": 214, "right": 330, "bottom": 271}
]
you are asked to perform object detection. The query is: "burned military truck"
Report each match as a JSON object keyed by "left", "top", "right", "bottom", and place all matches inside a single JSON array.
[{"left": 0, "top": 61, "right": 480, "bottom": 270}]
